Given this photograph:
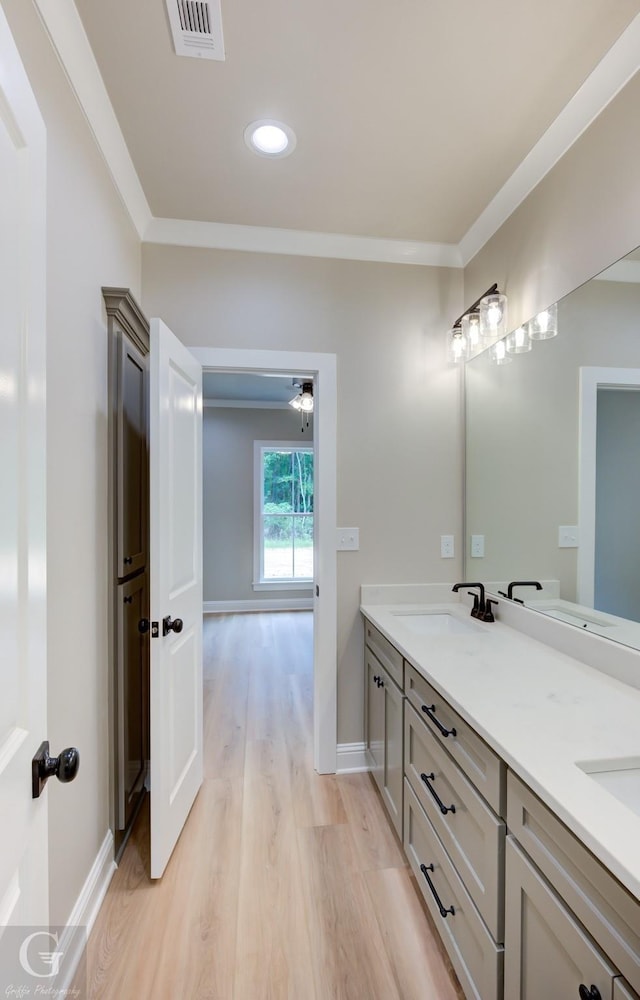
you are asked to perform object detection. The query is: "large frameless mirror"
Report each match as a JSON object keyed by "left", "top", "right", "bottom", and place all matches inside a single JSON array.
[{"left": 464, "top": 246, "right": 640, "bottom": 649}]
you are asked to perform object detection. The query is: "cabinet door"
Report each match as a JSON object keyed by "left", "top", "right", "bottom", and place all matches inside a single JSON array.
[
  {"left": 366, "top": 651, "right": 384, "bottom": 793},
  {"left": 116, "top": 332, "right": 148, "bottom": 578},
  {"left": 382, "top": 670, "right": 403, "bottom": 839},
  {"left": 116, "top": 574, "right": 149, "bottom": 833},
  {"left": 504, "top": 837, "right": 617, "bottom": 1000}
]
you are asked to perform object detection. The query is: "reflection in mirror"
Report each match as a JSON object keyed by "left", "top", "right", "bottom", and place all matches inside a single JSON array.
[{"left": 465, "top": 246, "right": 640, "bottom": 649}]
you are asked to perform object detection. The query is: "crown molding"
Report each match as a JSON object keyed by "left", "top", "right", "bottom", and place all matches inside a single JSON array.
[
  {"left": 33, "top": 0, "right": 152, "bottom": 238},
  {"left": 143, "top": 217, "right": 462, "bottom": 267},
  {"left": 35, "top": 2, "right": 640, "bottom": 268},
  {"left": 459, "top": 14, "right": 640, "bottom": 266}
]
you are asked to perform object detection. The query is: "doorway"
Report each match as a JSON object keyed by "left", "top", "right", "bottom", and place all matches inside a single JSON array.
[
  {"left": 191, "top": 347, "right": 337, "bottom": 775},
  {"left": 578, "top": 366, "right": 640, "bottom": 617}
]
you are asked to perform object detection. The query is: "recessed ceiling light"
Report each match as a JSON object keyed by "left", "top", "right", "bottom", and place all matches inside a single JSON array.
[{"left": 244, "top": 119, "right": 296, "bottom": 158}]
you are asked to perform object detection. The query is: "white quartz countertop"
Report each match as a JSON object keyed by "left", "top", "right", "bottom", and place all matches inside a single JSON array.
[{"left": 360, "top": 600, "right": 640, "bottom": 901}]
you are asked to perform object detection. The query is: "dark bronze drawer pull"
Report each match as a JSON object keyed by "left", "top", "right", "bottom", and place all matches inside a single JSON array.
[
  {"left": 420, "top": 863, "right": 455, "bottom": 918},
  {"left": 420, "top": 772, "right": 456, "bottom": 815},
  {"left": 421, "top": 703, "right": 456, "bottom": 738},
  {"left": 578, "top": 987, "right": 601, "bottom": 1000}
]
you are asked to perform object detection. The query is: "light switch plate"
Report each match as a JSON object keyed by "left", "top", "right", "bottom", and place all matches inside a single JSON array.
[
  {"left": 337, "top": 528, "right": 359, "bottom": 551},
  {"left": 471, "top": 534, "right": 485, "bottom": 558},
  {"left": 440, "top": 535, "right": 454, "bottom": 558},
  {"left": 558, "top": 525, "right": 579, "bottom": 548}
]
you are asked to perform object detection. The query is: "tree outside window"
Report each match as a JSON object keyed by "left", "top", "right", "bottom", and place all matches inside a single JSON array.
[{"left": 258, "top": 446, "right": 313, "bottom": 582}]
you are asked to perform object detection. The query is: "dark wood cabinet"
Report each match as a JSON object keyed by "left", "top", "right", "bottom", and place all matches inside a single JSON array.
[{"left": 104, "top": 288, "right": 150, "bottom": 859}]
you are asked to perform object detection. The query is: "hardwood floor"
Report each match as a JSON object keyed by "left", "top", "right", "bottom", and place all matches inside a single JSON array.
[{"left": 80, "top": 611, "right": 464, "bottom": 999}]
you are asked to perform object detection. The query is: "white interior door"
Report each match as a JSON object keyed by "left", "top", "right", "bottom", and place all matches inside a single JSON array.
[
  {"left": 149, "top": 318, "right": 203, "bottom": 879},
  {"left": 0, "top": 8, "right": 48, "bottom": 931}
]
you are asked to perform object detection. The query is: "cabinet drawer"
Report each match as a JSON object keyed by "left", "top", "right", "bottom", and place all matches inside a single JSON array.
[
  {"left": 508, "top": 771, "right": 640, "bottom": 994},
  {"left": 615, "top": 980, "right": 640, "bottom": 1000},
  {"left": 364, "top": 619, "right": 403, "bottom": 688},
  {"left": 405, "top": 664, "right": 505, "bottom": 815},
  {"left": 405, "top": 702, "right": 505, "bottom": 941},
  {"left": 404, "top": 780, "right": 503, "bottom": 1000},
  {"left": 504, "top": 836, "right": 618, "bottom": 1000}
]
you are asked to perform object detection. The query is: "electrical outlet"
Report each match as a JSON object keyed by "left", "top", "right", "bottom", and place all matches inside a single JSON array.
[
  {"left": 440, "top": 535, "right": 455, "bottom": 559},
  {"left": 337, "top": 528, "right": 359, "bottom": 551},
  {"left": 471, "top": 534, "right": 485, "bottom": 558}
]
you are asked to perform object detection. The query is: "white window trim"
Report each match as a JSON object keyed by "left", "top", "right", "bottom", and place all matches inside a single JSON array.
[{"left": 253, "top": 441, "right": 314, "bottom": 589}]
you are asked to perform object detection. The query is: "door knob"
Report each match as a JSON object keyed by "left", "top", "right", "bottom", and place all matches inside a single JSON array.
[
  {"left": 163, "top": 616, "right": 183, "bottom": 637},
  {"left": 32, "top": 741, "right": 80, "bottom": 798}
]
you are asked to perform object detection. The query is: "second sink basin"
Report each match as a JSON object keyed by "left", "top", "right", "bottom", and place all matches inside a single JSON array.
[
  {"left": 576, "top": 757, "right": 640, "bottom": 819},
  {"left": 390, "top": 612, "right": 482, "bottom": 636}
]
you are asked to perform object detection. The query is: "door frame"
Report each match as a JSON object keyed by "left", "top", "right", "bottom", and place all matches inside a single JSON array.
[
  {"left": 577, "top": 366, "right": 640, "bottom": 606},
  {"left": 190, "top": 347, "right": 337, "bottom": 774}
]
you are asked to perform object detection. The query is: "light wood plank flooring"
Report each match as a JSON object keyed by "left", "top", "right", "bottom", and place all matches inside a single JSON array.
[{"left": 80, "top": 611, "right": 463, "bottom": 999}]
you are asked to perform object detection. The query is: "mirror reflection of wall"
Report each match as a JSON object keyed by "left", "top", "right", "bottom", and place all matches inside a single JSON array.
[{"left": 465, "top": 246, "right": 640, "bottom": 626}]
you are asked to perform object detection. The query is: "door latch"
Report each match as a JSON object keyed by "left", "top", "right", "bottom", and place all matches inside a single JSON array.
[{"left": 138, "top": 619, "right": 159, "bottom": 638}]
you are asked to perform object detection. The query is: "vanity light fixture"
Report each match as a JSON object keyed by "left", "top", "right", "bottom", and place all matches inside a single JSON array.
[
  {"left": 529, "top": 302, "right": 558, "bottom": 340},
  {"left": 447, "top": 328, "right": 469, "bottom": 364},
  {"left": 244, "top": 119, "right": 297, "bottom": 158},
  {"left": 506, "top": 324, "right": 532, "bottom": 354},
  {"left": 479, "top": 291, "right": 508, "bottom": 341},
  {"left": 490, "top": 339, "right": 512, "bottom": 365},
  {"left": 461, "top": 311, "right": 482, "bottom": 350},
  {"left": 446, "top": 283, "right": 507, "bottom": 365}
]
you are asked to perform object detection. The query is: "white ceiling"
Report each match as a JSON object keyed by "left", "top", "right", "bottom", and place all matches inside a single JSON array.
[
  {"left": 203, "top": 372, "right": 306, "bottom": 403},
  {"left": 72, "top": 0, "right": 640, "bottom": 251}
]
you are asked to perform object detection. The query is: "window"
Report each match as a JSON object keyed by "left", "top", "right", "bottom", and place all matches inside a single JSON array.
[{"left": 254, "top": 443, "right": 314, "bottom": 587}]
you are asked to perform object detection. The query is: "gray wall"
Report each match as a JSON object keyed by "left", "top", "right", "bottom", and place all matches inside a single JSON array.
[
  {"left": 3, "top": 0, "right": 141, "bottom": 928},
  {"left": 465, "top": 69, "right": 640, "bottom": 332},
  {"left": 142, "top": 249, "right": 464, "bottom": 743},
  {"left": 203, "top": 406, "right": 313, "bottom": 602}
]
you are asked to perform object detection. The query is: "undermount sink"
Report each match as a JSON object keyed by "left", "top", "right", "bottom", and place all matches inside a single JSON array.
[
  {"left": 576, "top": 757, "right": 640, "bottom": 819},
  {"left": 389, "top": 611, "right": 482, "bottom": 636}
]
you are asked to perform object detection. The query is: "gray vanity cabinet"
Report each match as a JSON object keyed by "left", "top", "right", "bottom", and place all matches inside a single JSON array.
[
  {"left": 615, "top": 980, "right": 640, "bottom": 1000},
  {"left": 364, "top": 623, "right": 404, "bottom": 839},
  {"left": 504, "top": 837, "right": 618, "bottom": 1000},
  {"left": 366, "top": 650, "right": 385, "bottom": 789}
]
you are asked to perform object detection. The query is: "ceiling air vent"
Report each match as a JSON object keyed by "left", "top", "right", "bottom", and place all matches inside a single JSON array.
[{"left": 165, "top": 0, "right": 225, "bottom": 61}]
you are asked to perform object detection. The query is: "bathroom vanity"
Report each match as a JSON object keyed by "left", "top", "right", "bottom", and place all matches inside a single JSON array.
[{"left": 361, "top": 587, "right": 640, "bottom": 1000}]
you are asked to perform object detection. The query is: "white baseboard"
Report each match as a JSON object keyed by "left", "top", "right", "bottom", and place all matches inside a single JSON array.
[
  {"left": 55, "top": 830, "right": 116, "bottom": 993},
  {"left": 204, "top": 598, "right": 313, "bottom": 614},
  {"left": 336, "top": 742, "right": 369, "bottom": 773}
]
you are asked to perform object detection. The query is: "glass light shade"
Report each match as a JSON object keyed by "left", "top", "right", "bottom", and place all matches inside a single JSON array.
[
  {"left": 529, "top": 302, "right": 558, "bottom": 340},
  {"left": 506, "top": 324, "right": 532, "bottom": 354},
  {"left": 447, "top": 328, "right": 469, "bottom": 364},
  {"left": 479, "top": 293, "right": 508, "bottom": 341},
  {"left": 298, "top": 391, "right": 314, "bottom": 412},
  {"left": 289, "top": 394, "right": 302, "bottom": 410},
  {"left": 490, "top": 339, "right": 512, "bottom": 365},
  {"left": 461, "top": 311, "right": 482, "bottom": 350}
]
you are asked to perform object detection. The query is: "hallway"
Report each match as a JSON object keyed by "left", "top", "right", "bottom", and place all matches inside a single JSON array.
[{"left": 81, "top": 612, "right": 462, "bottom": 998}]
